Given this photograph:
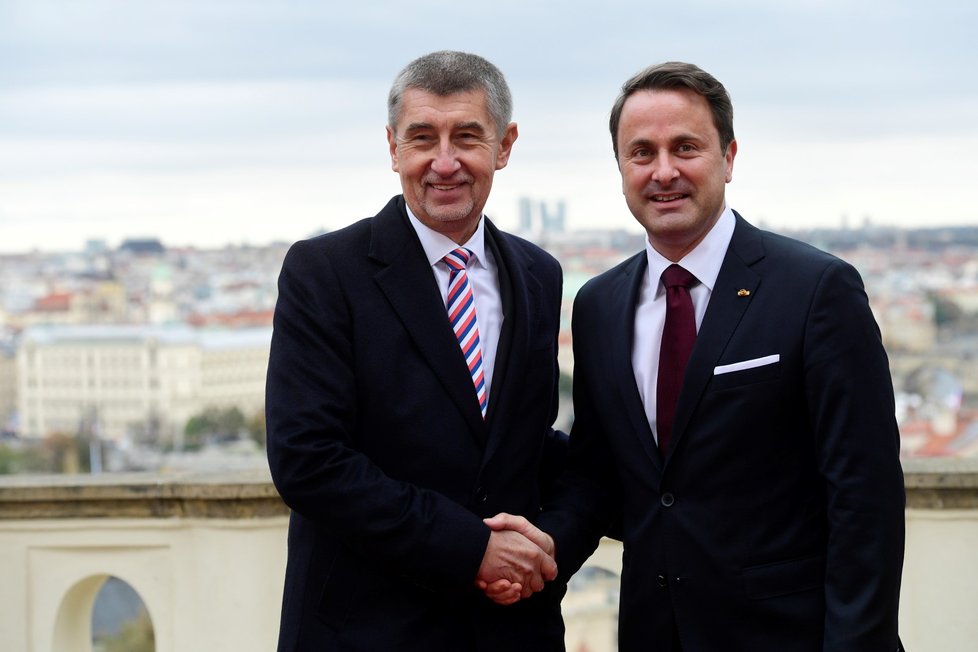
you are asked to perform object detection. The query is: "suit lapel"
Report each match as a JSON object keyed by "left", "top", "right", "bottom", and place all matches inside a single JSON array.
[
  {"left": 610, "top": 253, "right": 664, "bottom": 470},
  {"left": 483, "top": 223, "right": 519, "bottom": 421},
  {"left": 668, "top": 214, "right": 763, "bottom": 456},
  {"left": 368, "top": 197, "right": 487, "bottom": 440},
  {"left": 480, "top": 221, "right": 537, "bottom": 460}
]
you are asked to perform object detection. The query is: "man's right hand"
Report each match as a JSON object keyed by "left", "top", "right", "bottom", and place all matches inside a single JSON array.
[
  {"left": 484, "top": 513, "right": 555, "bottom": 557},
  {"left": 474, "top": 513, "right": 557, "bottom": 605},
  {"left": 475, "top": 525, "right": 557, "bottom": 603}
]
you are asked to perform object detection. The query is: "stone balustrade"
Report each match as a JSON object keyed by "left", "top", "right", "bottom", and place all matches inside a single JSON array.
[{"left": 0, "top": 457, "right": 975, "bottom": 651}]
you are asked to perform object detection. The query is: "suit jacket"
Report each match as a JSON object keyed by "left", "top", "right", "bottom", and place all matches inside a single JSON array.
[
  {"left": 266, "top": 196, "right": 567, "bottom": 651},
  {"left": 538, "top": 214, "right": 905, "bottom": 651}
]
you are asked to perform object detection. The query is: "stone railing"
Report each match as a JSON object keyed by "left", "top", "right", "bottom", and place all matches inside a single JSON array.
[
  {"left": 0, "top": 470, "right": 289, "bottom": 652},
  {"left": 0, "top": 458, "right": 975, "bottom": 651}
]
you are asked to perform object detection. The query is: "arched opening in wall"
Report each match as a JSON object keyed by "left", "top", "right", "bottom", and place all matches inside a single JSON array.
[
  {"left": 54, "top": 574, "right": 155, "bottom": 652},
  {"left": 91, "top": 576, "right": 156, "bottom": 652}
]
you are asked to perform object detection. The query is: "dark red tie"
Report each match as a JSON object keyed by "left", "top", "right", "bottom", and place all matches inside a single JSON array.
[{"left": 656, "top": 264, "right": 698, "bottom": 454}]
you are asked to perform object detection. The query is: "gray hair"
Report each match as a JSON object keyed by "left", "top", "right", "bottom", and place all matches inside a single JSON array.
[
  {"left": 609, "top": 61, "right": 735, "bottom": 160},
  {"left": 388, "top": 50, "right": 513, "bottom": 137}
]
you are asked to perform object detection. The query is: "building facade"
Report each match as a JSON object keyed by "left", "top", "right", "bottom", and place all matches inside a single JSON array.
[{"left": 15, "top": 324, "right": 270, "bottom": 444}]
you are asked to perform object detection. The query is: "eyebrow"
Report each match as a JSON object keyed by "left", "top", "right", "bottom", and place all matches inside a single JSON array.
[
  {"left": 401, "top": 121, "right": 488, "bottom": 134},
  {"left": 454, "top": 121, "right": 486, "bottom": 134},
  {"left": 402, "top": 121, "right": 434, "bottom": 134},
  {"left": 626, "top": 133, "right": 706, "bottom": 150}
]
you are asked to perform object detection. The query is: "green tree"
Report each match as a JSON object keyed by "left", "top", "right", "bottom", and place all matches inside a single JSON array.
[
  {"left": 247, "top": 409, "right": 266, "bottom": 447},
  {"left": 0, "top": 445, "right": 26, "bottom": 474},
  {"left": 214, "top": 406, "right": 245, "bottom": 435},
  {"left": 931, "top": 293, "right": 963, "bottom": 327},
  {"left": 41, "top": 433, "right": 90, "bottom": 473},
  {"left": 183, "top": 406, "right": 249, "bottom": 449},
  {"left": 559, "top": 371, "right": 573, "bottom": 397},
  {"left": 97, "top": 608, "right": 155, "bottom": 652},
  {"left": 182, "top": 414, "right": 209, "bottom": 450}
]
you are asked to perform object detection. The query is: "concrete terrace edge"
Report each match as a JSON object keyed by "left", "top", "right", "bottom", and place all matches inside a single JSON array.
[
  {"left": 0, "top": 469, "right": 289, "bottom": 519},
  {"left": 1, "top": 458, "right": 978, "bottom": 519}
]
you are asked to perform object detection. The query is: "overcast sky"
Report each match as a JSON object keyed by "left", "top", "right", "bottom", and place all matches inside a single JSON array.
[{"left": 2, "top": 0, "right": 976, "bottom": 253}]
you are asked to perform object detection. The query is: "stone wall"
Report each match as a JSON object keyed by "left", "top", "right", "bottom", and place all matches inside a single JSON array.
[{"left": 0, "top": 459, "right": 975, "bottom": 651}]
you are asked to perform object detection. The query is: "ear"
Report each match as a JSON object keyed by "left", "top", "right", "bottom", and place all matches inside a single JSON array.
[
  {"left": 386, "top": 126, "right": 399, "bottom": 172},
  {"left": 494, "top": 123, "right": 519, "bottom": 170},
  {"left": 724, "top": 139, "right": 737, "bottom": 183}
]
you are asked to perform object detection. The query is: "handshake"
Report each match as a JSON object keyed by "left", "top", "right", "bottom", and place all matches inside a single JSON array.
[{"left": 475, "top": 513, "right": 557, "bottom": 606}]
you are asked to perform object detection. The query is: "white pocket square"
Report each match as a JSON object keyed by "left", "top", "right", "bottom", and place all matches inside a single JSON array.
[{"left": 714, "top": 354, "right": 780, "bottom": 375}]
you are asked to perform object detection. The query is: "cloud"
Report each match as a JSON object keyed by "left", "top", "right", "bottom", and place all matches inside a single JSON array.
[{"left": 1, "top": 0, "right": 976, "bottom": 252}]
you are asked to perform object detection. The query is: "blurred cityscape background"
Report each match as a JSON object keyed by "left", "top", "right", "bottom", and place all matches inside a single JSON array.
[
  {"left": 4, "top": 3, "right": 976, "bottom": 649},
  {"left": 6, "top": 199, "right": 978, "bottom": 651},
  {"left": 3, "top": 197, "right": 977, "bottom": 477},
  {"left": 4, "top": 197, "right": 978, "bottom": 650}
]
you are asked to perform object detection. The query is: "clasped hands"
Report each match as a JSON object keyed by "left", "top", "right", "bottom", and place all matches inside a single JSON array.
[{"left": 475, "top": 513, "right": 556, "bottom": 606}]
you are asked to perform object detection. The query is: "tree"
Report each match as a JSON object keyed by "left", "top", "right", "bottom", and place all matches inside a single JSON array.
[
  {"left": 247, "top": 409, "right": 266, "bottom": 447},
  {"left": 214, "top": 406, "right": 245, "bottom": 436},
  {"left": 0, "top": 445, "right": 28, "bottom": 474},
  {"left": 183, "top": 406, "right": 248, "bottom": 449},
  {"left": 42, "top": 433, "right": 90, "bottom": 473},
  {"left": 97, "top": 607, "right": 154, "bottom": 652},
  {"left": 930, "top": 293, "right": 963, "bottom": 328}
]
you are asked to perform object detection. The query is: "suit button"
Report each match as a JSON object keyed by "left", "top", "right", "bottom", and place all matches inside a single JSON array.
[
  {"left": 656, "top": 574, "right": 668, "bottom": 587},
  {"left": 661, "top": 493, "right": 675, "bottom": 507},
  {"left": 475, "top": 487, "right": 488, "bottom": 502}
]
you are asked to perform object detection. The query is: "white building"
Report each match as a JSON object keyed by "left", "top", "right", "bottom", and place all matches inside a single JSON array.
[{"left": 16, "top": 324, "right": 270, "bottom": 444}]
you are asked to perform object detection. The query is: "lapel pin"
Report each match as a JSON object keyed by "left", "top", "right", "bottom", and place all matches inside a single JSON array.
[{"left": 737, "top": 289, "right": 751, "bottom": 297}]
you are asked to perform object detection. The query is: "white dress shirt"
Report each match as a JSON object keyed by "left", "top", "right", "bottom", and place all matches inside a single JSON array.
[
  {"left": 632, "top": 206, "right": 736, "bottom": 443},
  {"left": 406, "top": 207, "right": 503, "bottom": 403}
]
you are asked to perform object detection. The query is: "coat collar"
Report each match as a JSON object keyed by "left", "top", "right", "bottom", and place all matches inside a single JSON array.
[
  {"left": 608, "top": 213, "right": 765, "bottom": 469},
  {"left": 367, "top": 196, "right": 543, "bottom": 448},
  {"left": 480, "top": 218, "right": 543, "bottom": 461},
  {"left": 667, "top": 212, "right": 764, "bottom": 459},
  {"left": 605, "top": 252, "right": 665, "bottom": 469}
]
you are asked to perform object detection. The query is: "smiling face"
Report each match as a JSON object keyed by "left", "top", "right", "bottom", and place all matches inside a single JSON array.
[
  {"left": 616, "top": 88, "right": 737, "bottom": 261},
  {"left": 386, "top": 87, "right": 517, "bottom": 244}
]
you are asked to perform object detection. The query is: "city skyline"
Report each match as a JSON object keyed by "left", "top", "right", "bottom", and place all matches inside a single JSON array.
[{"left": 3, "top": 1, "right": 977, "bottom": 254}]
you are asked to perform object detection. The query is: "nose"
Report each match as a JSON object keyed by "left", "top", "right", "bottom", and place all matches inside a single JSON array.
[
  {"left": 430, "top": 139, "right": 462, "bottom": 177},
  {"left": 651, "top": 153, "right": 680, "bottom": 184}
]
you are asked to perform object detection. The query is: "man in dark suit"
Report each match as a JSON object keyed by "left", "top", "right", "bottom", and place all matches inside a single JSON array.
[
  {"left": 266, "top": 51, "right": 566, "bottom": 651},
  {"left": 487, "top": 62, "right": 906, "bottom": 650}
]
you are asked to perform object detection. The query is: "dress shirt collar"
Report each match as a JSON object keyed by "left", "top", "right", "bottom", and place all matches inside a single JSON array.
[
  {"left": 645, "top": 205, "right": 736, "bottom": 295},
  {"left": 405, "top": 204, "right": 489, "bottom": 270}
]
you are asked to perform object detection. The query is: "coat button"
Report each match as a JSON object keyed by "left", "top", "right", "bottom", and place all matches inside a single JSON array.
[
  {"left": 661, "top": 493, "right": 675, "bottom": 507},
  {"left": 656, "top": 574, "right": 668, "bottom": 587},
  {"left": 475, "top": 487, "right": 488, "bottom": 502}
]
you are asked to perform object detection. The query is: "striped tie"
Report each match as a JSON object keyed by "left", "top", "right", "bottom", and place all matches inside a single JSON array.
[{"left": 443, "top": 248, "right": 487, "bottom": 419}]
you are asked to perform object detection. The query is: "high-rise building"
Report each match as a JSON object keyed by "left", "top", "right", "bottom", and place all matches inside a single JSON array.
[{"left": 517, "top": 197, "right": 566, "bottom": 235}]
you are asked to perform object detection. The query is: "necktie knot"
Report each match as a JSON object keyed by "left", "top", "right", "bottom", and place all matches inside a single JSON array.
[
  {"left": 661, "top": 264, "right": 698, "bottom": 290},
  {"left": 443, "top": 247, "right": 473, "bottom": 272}
]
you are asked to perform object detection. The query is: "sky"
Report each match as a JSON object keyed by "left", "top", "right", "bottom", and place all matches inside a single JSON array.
[{"left": 2, "top": 0, "right": 977, "bottom": 253}]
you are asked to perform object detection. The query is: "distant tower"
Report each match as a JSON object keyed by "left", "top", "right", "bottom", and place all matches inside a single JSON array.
[
  {"left": 519, "top": 197, "right": 534, "bottom": 232},
  {"left": 540, "top": 200, "right": 566, "bottom": 233},
  {"left": 517, "top": 197, "right": 566, "bottom": 235}
]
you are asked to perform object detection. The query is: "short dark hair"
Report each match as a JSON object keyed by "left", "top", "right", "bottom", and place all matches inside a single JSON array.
[
  {"left": 388, "top": 50, "right": 513, "bottom": 137},
  {"left": 609, "top": 61, "right": 734, "bottom": 159}
]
